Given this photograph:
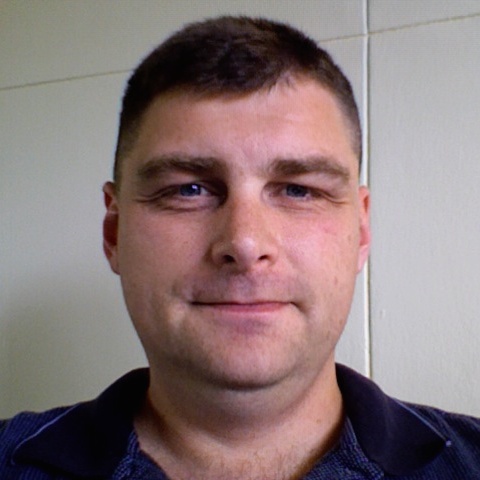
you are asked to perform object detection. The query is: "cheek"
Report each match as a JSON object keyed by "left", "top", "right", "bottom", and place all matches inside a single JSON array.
[
  {"left": 116, "top": 213, "right": 199, "bottom": 324},
  {"left": 288, "top": 214, "right": 359, "bottom": 263},
  {"left": 117, "top": 212, "right": 214, "bottom": 320},
  {"left": 119, "top": 211, "right": 201, "bottom": 265},
  {"left": 286, "top": 215, "right": 360, "bottom": 314}
]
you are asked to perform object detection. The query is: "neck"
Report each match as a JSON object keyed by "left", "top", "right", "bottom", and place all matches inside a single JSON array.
[{"left": 135, "top": 361, "right": 344, "bottom": 480}]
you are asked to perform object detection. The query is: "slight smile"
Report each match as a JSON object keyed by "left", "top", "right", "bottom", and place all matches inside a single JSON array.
[{"left": 192, "top": 301, "right": 290, "bottom": 314}]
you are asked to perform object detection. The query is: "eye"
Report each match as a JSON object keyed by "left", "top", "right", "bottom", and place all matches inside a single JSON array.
[
  {"left": 285, "top": 184, "right": 310, "bottom": 198},
  {"left": 178, "top": 183, "right": 207, "bottom": 196}
]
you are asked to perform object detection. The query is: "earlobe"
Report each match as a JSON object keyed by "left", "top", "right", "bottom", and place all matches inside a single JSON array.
[
  {"left": 357, "top": 186, "right": 371, "bottom": 272},
  {"left": 102, "top": 181, "right": 120, "bottom": 275}
]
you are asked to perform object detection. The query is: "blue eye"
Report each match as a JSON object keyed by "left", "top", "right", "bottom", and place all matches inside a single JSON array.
[
  {"left": 179, "top": 184, "right": 204, "bottom": 196},
  {"left": 285, "top": 184, "right": 309, "bottom": 197}
]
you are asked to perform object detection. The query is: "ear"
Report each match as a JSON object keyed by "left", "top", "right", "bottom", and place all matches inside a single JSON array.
[
  {"left": 102, "top": 181, "right": 120, "bottom": 274},
  {"left": 357, "top": 186, "right": 371, "bottom": 272}
]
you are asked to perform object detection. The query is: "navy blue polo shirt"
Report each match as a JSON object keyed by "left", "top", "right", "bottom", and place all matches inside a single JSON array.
[{"left": 1, "top": 365, "right": 480, "bottom": 479}]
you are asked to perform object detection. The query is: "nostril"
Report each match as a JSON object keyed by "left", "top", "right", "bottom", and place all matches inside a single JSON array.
[{"left": 212, "top": 233, "right": 278, "bottom": 269}]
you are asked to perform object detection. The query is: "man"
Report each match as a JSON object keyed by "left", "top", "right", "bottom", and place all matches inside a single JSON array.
[{"left": 1, "top": 16, "right": 479, "bottom": 480}]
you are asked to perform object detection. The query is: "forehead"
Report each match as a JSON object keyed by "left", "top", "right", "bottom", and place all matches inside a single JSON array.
[{"left": 124, "top": 79, "right": 358, "bottom": 179}]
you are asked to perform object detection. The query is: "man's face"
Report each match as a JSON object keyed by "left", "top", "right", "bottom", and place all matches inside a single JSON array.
[{"left": 103, "top": 78, "right": 370, "bottom": 392}]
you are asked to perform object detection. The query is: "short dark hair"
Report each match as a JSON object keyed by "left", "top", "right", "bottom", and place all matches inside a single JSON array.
[{"left": 113, "top": 16, "right": 361, "bottom": 184}]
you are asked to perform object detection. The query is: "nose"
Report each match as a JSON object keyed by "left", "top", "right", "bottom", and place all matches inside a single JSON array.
[{"left": 210, "top": 197, "right": 279, "bottom": 271}]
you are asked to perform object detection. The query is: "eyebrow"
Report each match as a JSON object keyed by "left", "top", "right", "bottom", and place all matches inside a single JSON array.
[
  {"left": 269, "top": 156, "right": 351, "bottom": 183},
  {"left": 135, "top": 153, "right": 351, "bottom": 185},
  {"left": 135, "top": 155, "right": 224, "bottom": 183}
]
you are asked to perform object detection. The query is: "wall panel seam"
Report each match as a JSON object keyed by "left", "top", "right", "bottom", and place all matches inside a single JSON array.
[
  {"left": 369, "top": 12, "right": 480, "bottom": 36},
  {"left": 363, "top": 0, "right": 372, "bottom": 379},
  {"left": 0, "top": 70, "right": 130, "bottom": 92}
]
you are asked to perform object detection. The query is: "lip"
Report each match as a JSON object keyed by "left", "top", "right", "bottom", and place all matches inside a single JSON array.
[
  {"left": 190, "top": 302, "right": 292, "bottom": 336},
  {"left": 191, "top": 301, "right": 290, "bottom": 314}
]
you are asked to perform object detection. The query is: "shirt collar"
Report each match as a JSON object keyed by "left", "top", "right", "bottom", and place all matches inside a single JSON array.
[
  {"left": 336, "top": 364, "right": 448, "bottom": 475},
  {"left": 12, "top": 369, "right": 149, "bottom": 477},
  {"left": 13, "top": 365, "right": 448, "bottom": 477}
]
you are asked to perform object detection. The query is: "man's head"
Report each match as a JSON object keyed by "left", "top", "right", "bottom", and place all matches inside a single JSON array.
[
  {"left": 113, "top": 16, "right": 361, "bottom": 187},
  {"left": 103, "top": 16, "right": 370, "bottom": 398}
]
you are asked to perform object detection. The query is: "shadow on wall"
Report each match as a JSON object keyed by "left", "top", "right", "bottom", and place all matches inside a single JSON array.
[{"left": 3, "top": 270, "right": 145, "bottom": 418}]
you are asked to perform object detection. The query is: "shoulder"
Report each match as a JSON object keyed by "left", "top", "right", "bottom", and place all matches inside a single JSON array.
[
  {"left": 336, "top": 364, "right": 480, "bottom": 477},
  {"left": 0, "top": 406, "right": 75, "bottom": 475},
  {"left": 1, "top": 406, "right": 73, "bottom": 445},
  {"left": 401, "top": 402, "right": 480, "bottom": 476},
  {"left": 0, "top": 370, "right": 149, "bottom": 478},
  {"left": 411, "top": 402, "right": 480, "bottom": 448}
]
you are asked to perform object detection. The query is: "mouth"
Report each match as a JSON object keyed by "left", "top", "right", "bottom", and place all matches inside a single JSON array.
[
  {"left": 190, "top": 301, "right": 292, "bottom": 336},
  {"left": 191, "top": 301, "right": 290, "bottom": 314}
]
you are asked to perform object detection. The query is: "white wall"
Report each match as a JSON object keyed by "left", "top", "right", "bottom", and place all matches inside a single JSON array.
[{"left": 1, "top": 0, "right": 479, "bottom": 418}]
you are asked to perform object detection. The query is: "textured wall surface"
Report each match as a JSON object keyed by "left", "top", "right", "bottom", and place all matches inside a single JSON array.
[{"left": 1, "top": 0, "right": 479, "bottom": 417}]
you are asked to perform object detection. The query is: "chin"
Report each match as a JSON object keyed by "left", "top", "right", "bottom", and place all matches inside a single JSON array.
[{"left": 189, "top": 353, "right": 300, "bottom": 393}]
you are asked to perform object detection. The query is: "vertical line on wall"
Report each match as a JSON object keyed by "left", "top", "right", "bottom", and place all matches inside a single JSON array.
[{"left": 362, "top": 0, "right": 373, "bottom": 379}]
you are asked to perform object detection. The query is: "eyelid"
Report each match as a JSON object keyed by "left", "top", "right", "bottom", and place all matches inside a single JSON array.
[
  {"left": 283, "top": 171, "right": 349, "bottom": 191},
  {"left": 142, "top": 179, "right": 227, "bottom": 205},
  {"left": 268, "top": 181, "right": 347, "bottom": 206},
  {"left": 165, "top": 181, "right": 219, "bottom": 197},
  {"left": 178, "top": 182, "right": 211, "bottom": 195}
]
